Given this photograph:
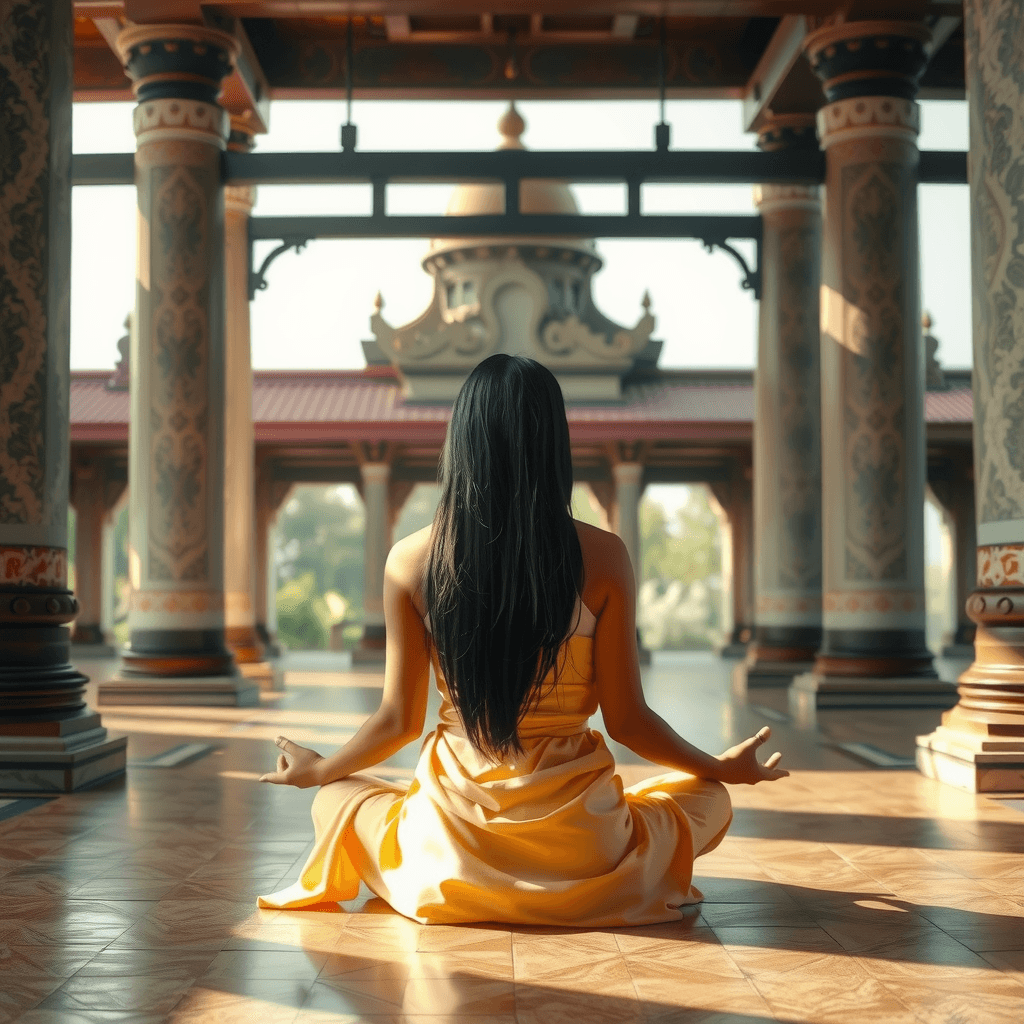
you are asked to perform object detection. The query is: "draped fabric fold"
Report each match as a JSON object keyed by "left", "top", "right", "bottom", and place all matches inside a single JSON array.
[{"left": 258, "top": 636, "right": 732, "bottom": 925}]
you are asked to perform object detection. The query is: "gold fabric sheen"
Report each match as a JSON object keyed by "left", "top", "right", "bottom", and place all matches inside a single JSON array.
[{"left": 259, "top": 636, "right": 733, "bottom": 925}]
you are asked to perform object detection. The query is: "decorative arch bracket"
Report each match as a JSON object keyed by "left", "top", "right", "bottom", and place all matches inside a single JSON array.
[
  {"left": 248, "top": 235, "right": 312, "bottom": 299},
  {"left": 700, "top": 235, "right": 762, "bottom": 300}
]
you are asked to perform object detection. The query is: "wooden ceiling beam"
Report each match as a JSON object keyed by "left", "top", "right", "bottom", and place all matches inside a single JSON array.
[
  {"left": 208, "top": 15, "right": 272, "bottom": 134},
  {"left": 385, "top": 15, "right": 412, "bottom": 39},
  {"left": 611, "top": 15, "right": 639, "bottom": 38},
  {"left": 91, "top": 16, "right": 123, "bottom": 51},
  {"left": 741, "top": 15, "right": 812, "bottom": 133},
  {"left": 926, "top": 13, "right": 961, "bottom": 54}
]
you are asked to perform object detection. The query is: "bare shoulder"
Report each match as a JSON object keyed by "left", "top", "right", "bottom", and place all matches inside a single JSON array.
[
  {"left": 573, "top": 520, "right": 632, "bottom": 611},
  {"left": 385, "top": 525, "right": 433, "bottom": 598}
]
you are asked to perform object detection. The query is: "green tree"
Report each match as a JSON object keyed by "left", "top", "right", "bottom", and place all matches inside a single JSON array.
[
  {"left": 276, "top": 570, "right": 333, "bottom": 651},
  {"left": 638, "top": 486, "right": 723, "bottom": 650},
  {"left": 274, "top": 485, "right": 366, "bottom": 650}
]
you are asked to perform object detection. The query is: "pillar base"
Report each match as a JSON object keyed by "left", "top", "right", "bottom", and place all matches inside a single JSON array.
[
  {"left": 351, "top": 644, "right": 386, "bottom": 666},
  {"left": 940, "top": 643, "right": 976, "bottom": 661},
  {"left": 0, "top": 711, "right": 127, "bottom": 794},
  {"left": 718, "top": 642, "right": 749, "bottom": 660},
  {"left": 916, "top": 726, "right": 1024, "bottom": 793},
  {"left": 98, "top": 674, "right": 259, "bottom": 707},
  {"left": 734, "top": 660, "right": 815, "bottom": 692},
  {"left": 70, "top": 642, "right": 119, "bottom": 660},
  {"left": 255, "top": 624, "right": 282, "bottom": 658},
  {"left": 790, "top": 672, "right": 958, "bottom": 717},
  {"left": 237, "top": 660, "right": 279, "bottom": 691}
]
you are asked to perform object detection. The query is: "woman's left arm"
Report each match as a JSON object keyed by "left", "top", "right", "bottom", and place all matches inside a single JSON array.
[{"left": 260, "top": 535, "right": 433, "bottom": 789}]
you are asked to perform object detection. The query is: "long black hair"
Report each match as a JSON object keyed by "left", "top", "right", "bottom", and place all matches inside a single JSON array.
[{"left": 426, "top": 354, "right": 584, "bottom": 760}]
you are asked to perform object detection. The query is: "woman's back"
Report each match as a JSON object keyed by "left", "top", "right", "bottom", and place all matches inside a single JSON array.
[
  {"left": 404, "top": 517, "right": 636, "bottom": 749},
  {"left": 259, "top": 355, "right": 784, "bottom": 925}
]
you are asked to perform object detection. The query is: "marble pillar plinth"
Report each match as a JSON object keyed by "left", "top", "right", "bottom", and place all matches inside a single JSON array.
[{"left": 98, "top": 674, "right": 259, "bottom": 707}]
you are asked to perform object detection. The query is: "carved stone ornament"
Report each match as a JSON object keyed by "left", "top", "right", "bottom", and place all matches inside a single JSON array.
[
  {"left": 365, "top": 103, "right": 659, "bottom": 402},
  {"left": 371, "top": 255, "right": 656, "bottom": 401}
]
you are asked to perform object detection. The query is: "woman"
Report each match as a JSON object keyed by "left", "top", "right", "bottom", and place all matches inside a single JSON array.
[{"left": 258, "top": 354, "right": 788, "bottom": 926}]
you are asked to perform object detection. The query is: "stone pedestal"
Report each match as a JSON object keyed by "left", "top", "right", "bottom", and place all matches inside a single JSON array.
[
  {"left": 98, "top": 23, "right": 257, "bottom": 709},
  {"left": 0, "top": 1, "right": 126, "bottom": 792},
  {"left": 353, "top": 462, "right": 391, "bottom": 665},
  {"left": 794, "top": 19, "right": 954, "bottom": 714},
  {"left": 740, "top": 116, "right": 823, "bottom": 692},
  {"left": 918, "top": 0, "right": 1024, "bottom": 792},
  {"left": 711, "top": 465, "right": 754, "bottom": 660}
]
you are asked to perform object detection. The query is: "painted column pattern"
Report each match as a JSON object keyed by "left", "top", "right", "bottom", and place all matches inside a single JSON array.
[
  {"left": 222, "top": 120, "right": 271, "bottom": 683},
  {"left": 101, "top": 24, "right": 257, "bottom": 707},
  {"left": 0, "top": 0, "right": 126, "bottom": 791},
  {"left": 918, "top": 0, "right": 1024, "bottom": 792},
  {"left": 744, "top": 115, "right": 823, "bottom": 684},
  {"left": 793, "top": 20, "right": 954, "bottom": 714},
  {"left": 354, "top": 462, "right": 391, "bottom": 663}
]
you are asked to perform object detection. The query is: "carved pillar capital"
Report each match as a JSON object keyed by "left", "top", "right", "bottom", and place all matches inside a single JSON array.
[
  {"left": 804, "top": 20, "right": 931, "bottom": 104},
  {"left": 117, "top": 22, "right": 239, "bottom": 100}
]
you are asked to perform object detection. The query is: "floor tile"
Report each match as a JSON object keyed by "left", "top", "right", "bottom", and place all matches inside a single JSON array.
[
  {"left": 10, "top": 651, "right": 1024, "bottom": 1024},
  {"left": 33, "top": 975, "right": 195, "bottom": 1014}
]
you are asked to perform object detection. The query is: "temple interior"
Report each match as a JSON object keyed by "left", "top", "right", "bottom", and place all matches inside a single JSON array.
[{"left": 2, "top": 2, "right": 1024, "bottom": 1023}]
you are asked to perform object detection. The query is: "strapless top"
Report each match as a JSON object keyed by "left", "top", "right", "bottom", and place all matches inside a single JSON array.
[{"left": 432, "top": 634, "right": 599, "bottom": 740}]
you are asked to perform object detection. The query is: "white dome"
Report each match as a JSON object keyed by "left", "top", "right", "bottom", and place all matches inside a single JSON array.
[{"left": 426, "top": 103, "right": 593, "bottom": 262}]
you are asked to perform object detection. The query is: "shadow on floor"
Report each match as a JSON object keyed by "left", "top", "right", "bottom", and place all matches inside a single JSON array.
[{"left": 725, "top": 806, "right": 1024, "bottom": 852}]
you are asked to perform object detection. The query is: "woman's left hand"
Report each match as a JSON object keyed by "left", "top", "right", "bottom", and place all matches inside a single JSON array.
[{"left": 259, "top": 736, "right": 326, "bottom": 788}]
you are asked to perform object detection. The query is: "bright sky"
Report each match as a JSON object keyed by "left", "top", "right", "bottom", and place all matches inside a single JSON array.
[{"left": 70, "top": 97, "right": 971, "bottom": 373}]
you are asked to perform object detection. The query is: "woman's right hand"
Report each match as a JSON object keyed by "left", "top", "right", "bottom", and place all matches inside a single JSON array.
[{"left": 713, "top": 726, "right": 789, "bottom": 785}]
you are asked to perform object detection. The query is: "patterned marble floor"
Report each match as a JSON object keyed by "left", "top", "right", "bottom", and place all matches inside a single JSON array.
[{"left": 1, "top": 651, "right": 1022, "bottom": 1024}]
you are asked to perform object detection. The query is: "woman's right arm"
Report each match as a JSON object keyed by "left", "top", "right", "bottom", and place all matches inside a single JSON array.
[{"left": 589, "top": 529, "right": 787, "bottom": 785}]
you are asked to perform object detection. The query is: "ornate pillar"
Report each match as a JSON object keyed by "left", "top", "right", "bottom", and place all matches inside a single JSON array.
[
  {"left": 353, "top": 462, "right": 391, "bottom": 664},
  {"left": 254, "top": 459, "right": 290, "bottom": 657},
  {"left": 928, "top": 453, "right": 977, "bottom": 660},
  {"left": 740, "top": 115, "right": 823, "bottom": 688},
  {"left": 70, "top": 456, "right": 126, "bottom": 656},
  {"left": 70, "top": 460, "right": 109, "bottom": 652},
  {"left": 611, "top": 462, "right": 651, "bottom": 664},
  {"left": 222, "top": 121, "right": 272, "bottom": 688},
  {"left": 99, "top": 24, "right": 258, "bottom": 708},
  {"left": 711, "top": 464, "right": 754, "bottom": 659},
  {"left": 612, "top": 463, "right": 643, "bottom": 583},
  {"left": 0, "top": 0, "right": 126, "bottom": 791},
  {"left": 100, "top": 492, "right": 127, "bottom": 643},
  {"left": 791, "top": 19, "right": 955, "bottom": 717},
  {"left": 918, "top": 0, "right": 1024, "bottom": 792}
]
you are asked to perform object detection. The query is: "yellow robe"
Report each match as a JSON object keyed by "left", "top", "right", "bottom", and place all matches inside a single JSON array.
[{"left": 258, "top": 637, "right": 732, "bottom": 926}]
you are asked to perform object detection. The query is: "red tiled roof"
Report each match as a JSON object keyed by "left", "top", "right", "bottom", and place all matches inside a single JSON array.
[
  {"left": 69, "top": 368, "right": 972, "bottom": 444},
  {"left": 924, "top": 388, "right": 974, "bottom": 423}
]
